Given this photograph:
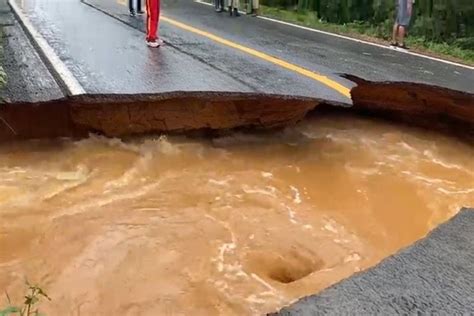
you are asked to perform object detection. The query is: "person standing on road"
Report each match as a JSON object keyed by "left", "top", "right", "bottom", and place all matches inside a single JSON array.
[
  {"left": 215, "top": 0, "right": 224, "bottom": 13},
  {"left": 129, "top": 0, "right": 144, "bottom": 17},
  {"left": 227, "top": 0, "right": 240, "bottom": 16},
  {"left": 391, "top": 0, "right": 413, "bottom": 49},
  {"left": 250, "top": 0, "right": 259, "bottom": 16},
  {"left": 146, "top": 0, "right": 161, "bottom": 47}
]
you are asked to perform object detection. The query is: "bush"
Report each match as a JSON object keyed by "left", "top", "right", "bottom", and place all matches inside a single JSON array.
[{"left": 260, "top": 0, "right": 474, "bottom": 43}]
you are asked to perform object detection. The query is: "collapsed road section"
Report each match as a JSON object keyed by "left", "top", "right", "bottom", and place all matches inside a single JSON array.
[
  {"left": 0, "top": 78, "right": 472, "bottom": 142},
  {"left": 0, "top": 92, "right": 318, "bottom": 140},
  {"left": 1, "top": 79, "right": 473, "bottom": 315}
]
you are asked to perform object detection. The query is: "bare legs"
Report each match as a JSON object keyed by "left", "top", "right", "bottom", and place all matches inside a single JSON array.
[
  {"left": 392, "top": 23, "right": 398, "bottom": 44},
  {"left": 392, "top": 24, "right": 406, "bottom": 47},
  {"left": 398, "top": 25, "right": 406, "bottom": 46}
]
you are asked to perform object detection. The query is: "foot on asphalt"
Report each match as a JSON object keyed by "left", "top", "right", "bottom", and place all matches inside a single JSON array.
[
  {"left": 137, "top": 10, "right": 145, "bottom": 15},
  {"left": 146, "top": 40, "right": 161, "bottom": 48},
  {"left": 233, "top": 8, "right": 240, "bottom": 16},
  {"left": 129, "top": 10, "right": 136, "bottom": 17},
  {"left": 215, "top": 8, "right": 224, "bottom": 12},
  {"left": 399, "top": 43, "right": 409, "bottom": 50}
]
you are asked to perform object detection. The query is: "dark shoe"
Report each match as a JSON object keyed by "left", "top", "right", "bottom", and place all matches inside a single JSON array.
[
  {"left": 137, "top": 10, "right": 145, "bottom": 15},
  {"left": 399, "top": 43, "right": 409, "bottom": 50},
  {"left": 234, "top": 8, "right": 240, "bottom": 16},
  {"left": 129, "top": 10, "right": 136, "bottom": 17},
  {"left": 390, "top": 42, "right": 398, "bottom": 47}
]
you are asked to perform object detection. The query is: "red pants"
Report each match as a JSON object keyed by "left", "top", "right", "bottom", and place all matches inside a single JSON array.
[{"left": 146, "top": 0, "right": 160, "bottom": 41}]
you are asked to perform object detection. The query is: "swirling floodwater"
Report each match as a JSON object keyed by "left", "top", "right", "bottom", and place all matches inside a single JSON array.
[{"left": 0, "top": 115, "right": 473, "bottom": 315}]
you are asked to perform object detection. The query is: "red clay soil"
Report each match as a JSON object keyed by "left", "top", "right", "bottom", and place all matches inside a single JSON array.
[
  {"left": 344, "top": 75, "right": 474, "bottom": 143},
  {"left": 0, "top": 92, "right": 318, "bottom": 141},
  {"left": 0, "top": 80, "right": 473, "bottom": 142}
]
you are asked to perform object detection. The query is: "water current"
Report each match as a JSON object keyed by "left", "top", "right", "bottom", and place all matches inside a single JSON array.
[{"left": 0, "top": 114, "right": 473, "bottom": 315}]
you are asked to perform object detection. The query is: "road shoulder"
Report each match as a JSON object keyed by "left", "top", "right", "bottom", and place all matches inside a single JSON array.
[
  {"left": 274, "top": 208, "right": 474, "bottom": 315},
  {"left": 0, "top": 0, "right": 63, "bottom": 102}
]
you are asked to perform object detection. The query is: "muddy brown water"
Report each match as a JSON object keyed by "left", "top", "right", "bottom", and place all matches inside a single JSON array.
[{"left": 0, "top": 115, "right": 473, "bottom": 315}]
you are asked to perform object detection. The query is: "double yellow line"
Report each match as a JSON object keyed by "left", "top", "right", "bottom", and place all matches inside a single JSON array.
[{"left": 118, "top": 0, "right": 351, "bottom": 98}]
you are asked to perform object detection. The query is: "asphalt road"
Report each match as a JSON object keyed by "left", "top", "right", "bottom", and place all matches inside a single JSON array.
[
  {"left": 276, "top": 208, "right": 474, "bottom": 315},
  {"left": 12, "top": 0, "right": 474, "bottom": 104},
  {"left": 0, "top": 16, "right": 63, "bottom": 102}
]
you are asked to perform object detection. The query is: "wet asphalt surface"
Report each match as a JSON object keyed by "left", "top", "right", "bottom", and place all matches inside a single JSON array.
[
  {"left": 11, "top": 0, "right": 474, "bottom": 103},
  {"left": 0, "top": 0, "right": 63, "bottom": 102}
]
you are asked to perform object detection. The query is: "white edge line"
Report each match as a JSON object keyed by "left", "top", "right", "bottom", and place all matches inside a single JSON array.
[
  {"left": 195, "top": 0, "right": 473, "bottom": 70},
  {"left": 258, "top": 16, "right": 474, "bottom": 70},
  {"left": 8, "top": 0, "right": 86, "bottom": 95}
]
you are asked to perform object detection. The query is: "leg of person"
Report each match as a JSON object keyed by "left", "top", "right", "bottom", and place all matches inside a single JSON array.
[
  {"left": 215, "top": 0, "right": 224, "bottom": 12},
  {"left": 129, "top": 0, "right": 135, "bottom": 16},
  {"left": 396, "top": 0, "right": 410, "bottom": 49},
  {"left": 391, "top": 23, "right": 399, "bottom": 46},
  {"left": 251, "top": 0, "right": 259, "bottom": 15},
  {"left": 137, "top": 0, "right": 144, "bottom": 14},
  {"left": 228, "top": 0, "right": 233, "bottom": 16},
  {"left": 233, "top": 0, "right": 240, "bottom": 16},
  {"left": 398, "top": 25, "right": 407, "bottom": 48},
  {"left": 146, "top": 0, "right": 160, "bottom": 47}
]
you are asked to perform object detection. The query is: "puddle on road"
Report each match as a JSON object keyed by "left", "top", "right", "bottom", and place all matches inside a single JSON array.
[{"left": 0, "top": 114, "right": 473, "bottom": 315}]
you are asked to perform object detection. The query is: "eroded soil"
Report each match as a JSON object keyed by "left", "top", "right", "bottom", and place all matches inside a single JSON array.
[{"left": 0, "top": 115, "right": 473, "bottom": 315}]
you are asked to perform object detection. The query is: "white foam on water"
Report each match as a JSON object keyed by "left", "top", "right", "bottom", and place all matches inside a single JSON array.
[
  {"left": 437, "top": 187, "right": 474, "bottom": 195},
  {"left": 324, "top": 222, "right": 338, "bottom": 234},
  {"left": 424, "top": 149, "right": 473, "bottom": 174},
  {"left": 242, "top": 185, "right": 278, "bottom": 198},
  {"left": 401, "top": 170, "right": 456, "bottom": 186},
  {"left": 209, "top": 178, "right": 231, "bottom": 186},
  {"left": 344, "top": 161, "right": 383, "bottom": 177},
  {"left": 290, "top": 186, "right": 302, "bottom": 204},
  {"left": 344, "top": 253, "right": 362, "bottom": 263},
  {"left": 50, "top": 180, "right": 164, "bottom": 220},
  {"left": 285, "top": 205, "right": 298, "bottom": 224}
]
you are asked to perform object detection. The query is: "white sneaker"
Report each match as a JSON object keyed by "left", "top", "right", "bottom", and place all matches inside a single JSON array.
[{"left": 146, "top": 40, "right": 160, "bottom": 48}]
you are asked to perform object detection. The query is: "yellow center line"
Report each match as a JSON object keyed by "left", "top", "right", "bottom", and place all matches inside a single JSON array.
[
  {"left": 116, "top": 0, "right": 350, "bottom": 98},
  {"left": 161, "top": 16, "right": 351, "bottom": 98}
]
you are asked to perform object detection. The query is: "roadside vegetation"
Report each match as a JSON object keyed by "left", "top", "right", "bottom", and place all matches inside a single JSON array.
[
  {"left": 0, "top": 283, "right": 50, "bottom": 316},
  {"left": 259, "top": 0, "right": 474, "bottom": 65},
  {"left": 0, "top": 28, "right": 7, "bottom": 89}
]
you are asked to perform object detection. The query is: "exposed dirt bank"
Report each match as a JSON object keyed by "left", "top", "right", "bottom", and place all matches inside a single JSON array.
[{"left": 1, "top": 79, "right": 472, "bottom": 143}]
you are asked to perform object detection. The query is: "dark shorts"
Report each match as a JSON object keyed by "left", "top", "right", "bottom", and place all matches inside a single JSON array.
[{"left": 396, "top": 0, "right": 411, "bottom": 26}]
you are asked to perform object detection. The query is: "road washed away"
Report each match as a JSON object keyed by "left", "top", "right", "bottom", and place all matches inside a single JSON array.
[
  {"left": 1, "top": 114, "right": 473, "bottom": 315},
  {"left": 0, "top": 79, "right": 473, "bottom": 314}
]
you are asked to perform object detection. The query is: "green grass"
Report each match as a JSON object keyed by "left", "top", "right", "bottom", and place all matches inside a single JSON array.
[
  {"left": 1, "top": 283, "right": 51, "bottom": 316},
  {"left": 0, "top": 28, "right": 7, "bottom": 89},
  {"left": 260, "top": 5, "right": 474, "bottom": 65}
]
